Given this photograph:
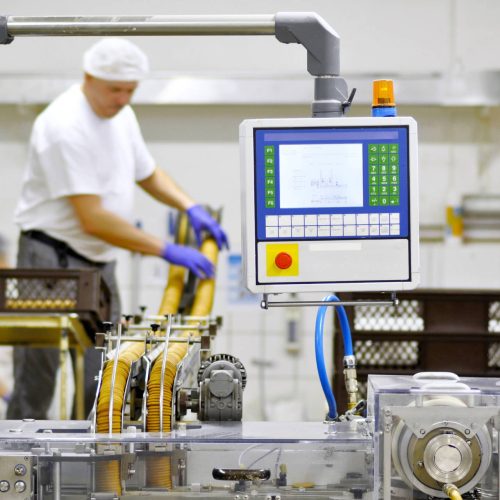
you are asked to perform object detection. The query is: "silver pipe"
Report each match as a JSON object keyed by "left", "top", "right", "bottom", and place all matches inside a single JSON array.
[
  {"left": 262, "top": 299, "right": 397, "bottom": 308},
  {"left": 52, "top": 454, "right": 61, "bottom": 500},
  {"left": 7, "top": 15, "right": 276, "bottom": 37}
]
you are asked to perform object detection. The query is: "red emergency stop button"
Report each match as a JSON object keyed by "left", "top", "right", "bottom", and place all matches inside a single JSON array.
[{"left": 275, "top": 252, "right": 293, "bottom": 270}]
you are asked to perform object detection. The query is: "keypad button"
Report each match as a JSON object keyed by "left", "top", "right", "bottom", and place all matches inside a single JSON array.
[
  {"left": 305, "top": 226, "right": 318, "bottom": 237},
  {"left": 357, "top": 225, "right": 369, "bottom": 236},
  {"left": 292, "top": 215, "right": 305, "bottom": 226},
  {"left": 266, "top": 215, "right": 278, "bottom": 227},
  {"left": 266, "top": 227, "right": 278, "bottom": 238},
  {"left": 331, "top": 214, "right": 343, "bottom": 225},
  {"left": 292, "top": 226, "right": 305, "bottom": 238},
  {"left": 369, "top": 213, "right": 380, "bottom": 225},
  {"left": 318, "top": 214, "right": 330, "bottom": 225},
  {"left": 369, "top": 196, "right": 379, "bottom": 206},
  {"left": 278, "top": 215, "right": 291, "bottom": 226},
  {"left": 279, "top": 226, "right": 291, "bottom": 238},
  {"left": 380, "top": 225, "right": 390, "bottom": 236},
  {"left": 305, "top": 214, "right": 317, "bottom": 226},
  {"left": 265, "top": 199, "right": 275, "bottom": 209},
  {"left": 344, "top": 226, "right": 356, "bottom": 236},
  {"left": 369, "top": 225, "right": 380, "bottom": 236},
  {"left": 344, "top": 214, "right": 356, "bottom": 225},
  {"left": 318, "top": 226, "right": 330, "bottom": 237},
  {"left": 390, "top": 213, "right": 400, "bottom": 224},
  {"left": 390, "top": 224, "right": 400, "bottom": 235},
  {"left": 331, "top": 226, "right": 343, "bottom": 237},
  {"left": 356, "top": 214, "right": 369, "bottom": 225},
  {"left": 380, "top": 213, "right": 390, "bottom": 224}
]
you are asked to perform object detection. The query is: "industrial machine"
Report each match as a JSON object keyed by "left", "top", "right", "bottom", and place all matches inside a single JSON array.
[{"left": 0, "top": 11, "right": 497, "bottom": 500}]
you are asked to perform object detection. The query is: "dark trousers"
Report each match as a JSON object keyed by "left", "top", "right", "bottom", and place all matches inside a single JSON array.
[{"left": 6, "top": 232, "right": 121, "bottom": 420}]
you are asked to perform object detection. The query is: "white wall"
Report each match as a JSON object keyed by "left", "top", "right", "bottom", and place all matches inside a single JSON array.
[{"left": 1, "top": 0, "right": 500, "bottom": 421}]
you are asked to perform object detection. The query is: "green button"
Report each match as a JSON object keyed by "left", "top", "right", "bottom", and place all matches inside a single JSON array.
[
  {"left": 380, "top": 175, "right": 388, "bottom": 185},
  {"left": 379, "top": 164, "right": 388, "bottom": 175},
  {"left": 379, "top": 185, "right": 389, "bottom": 196},
  {"left": 390, "top": 174, "right": 399, "bottom": 184},
  {"left": 265, "top": 167, "right": 274, "bottom": 176},
  {"left": 265, "top": 198, "right": 276, "bottom": 208},
  {"left": 389, "top": 144, "right": 399, "bottom": 153},
  {"left": 369, "top": 185, "right": 378, "bottom": 196},
  {"left": 380, "top": 196, "right": 389, "bottom": 206},
  {"left": 389, "top": 153, "right": 399, "bottom": 164},
  {"left": 369, "top": 154, "right": 378, "bottom": 164},
  {"left": 265, "top": 157, "right": 274, "bottom": 167},
  {"left": 389, "top": 163, "right": 399, "bottom": 175},
  {"left": 389, "top": 196, "right": 400, "bottom": 206},
  {"left": 264, "top": 146, "right": 275, "bottom": 156},
  {"left": 390, "top": 185, "right": 399, "bottom": 195},
  {"left": 368, "top": 144, "right": 379, "bottom": 153},
  {"left": 369, "top": 175, "right": 378, "bottom": 185},
  {"left": 265, "top": 188, "right": 275, "bottom": 197},
  {"left": 369, "top": 164, "right": 378, "bottom": 175},
  {"left": 379, "top": 154, "right": 388, "bottom": 164},
  {"left": 265, "top": 177, "right": 275, "bottom": 187},
  {"left": 369, "top": 196, "right": 379, "bottom": 206},
  {"left": 379, "top": 144, "right": 389, "bottom": 154}
]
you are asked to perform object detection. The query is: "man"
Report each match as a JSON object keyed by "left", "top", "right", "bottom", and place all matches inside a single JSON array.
[{"left": 8, "top": 38, "right": 228, "bottom": 419}]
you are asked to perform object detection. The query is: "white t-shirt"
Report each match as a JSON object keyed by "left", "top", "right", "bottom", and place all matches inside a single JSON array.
[{"left": 15, "top": 85, "right": 156, "bottom": 262}]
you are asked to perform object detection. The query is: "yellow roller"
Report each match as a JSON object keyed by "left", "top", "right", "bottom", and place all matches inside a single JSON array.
[
  {"left": 146, "top": 237, "right": 219, "bottom": 489},
  {"left": 95, "top": 209, "right": 219, "bottom": 493}
]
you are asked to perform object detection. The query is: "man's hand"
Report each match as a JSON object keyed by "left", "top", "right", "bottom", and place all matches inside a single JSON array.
[
  {"left": 162, "top": 243, "right": 214, "bottom": 279},
  {"left": 187, "top": 205, "right": 229, "bottom": 250}
]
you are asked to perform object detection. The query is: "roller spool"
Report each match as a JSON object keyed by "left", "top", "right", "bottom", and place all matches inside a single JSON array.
[
  {"left": 146, "top": 236, "right": 219, "bottom": 489},
  {"left": 390, "top": 394, "right": 491, "bottom": 498}
]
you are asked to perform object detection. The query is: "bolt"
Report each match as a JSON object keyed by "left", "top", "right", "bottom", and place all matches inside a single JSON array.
[
  {"left": 0, "top": 481, "right": 10, "bottom": 493},
  {"left": 466, "top": 440, "right": 472, "bottom": 446},
  {"left": 417, "top": 461, "right": 424, "bottom": 468},
  {"left": 465, "top": 428, "right": 470, "bottom": 435},
  {"left": 384, "top": 409, "right": 391, "bottom": 416},
  {"left": 14, "top": 465, "right": 26, "bottom": 476},
  {"left": 420, "top": 429, "right": 426, "bottom": 435},
  {"left": 14, "top": 482, "right": 26, "bottom": 494}
]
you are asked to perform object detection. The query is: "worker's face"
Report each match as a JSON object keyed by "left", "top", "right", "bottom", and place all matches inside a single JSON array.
[{"left": 83, "top": 74, "right": 138, "bottom": 118}]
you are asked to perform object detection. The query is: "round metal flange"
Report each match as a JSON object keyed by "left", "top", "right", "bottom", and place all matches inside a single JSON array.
[{"left": 422, "top": 433, "right": 473, "bottom": 484}]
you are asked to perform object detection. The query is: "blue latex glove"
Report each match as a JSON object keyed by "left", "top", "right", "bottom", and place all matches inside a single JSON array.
[
  {"left": 162, "top": 243, "right": 214, "bottom": 279},
  {"left": 187, "top": 205, "right": 229, "bottom": 250}
]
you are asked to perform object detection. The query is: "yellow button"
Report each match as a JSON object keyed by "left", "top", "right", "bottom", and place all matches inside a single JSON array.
[{"left": 266, "top": 244, "right": 299, "bottom": 277}]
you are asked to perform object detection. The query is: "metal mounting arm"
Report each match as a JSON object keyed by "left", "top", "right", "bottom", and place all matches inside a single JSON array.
[
  {"left": 275, "top": 12, "right": 339, "bottom": 77},
  {"left": 0, "top": 12, "right": 351, "bottom": 118}
]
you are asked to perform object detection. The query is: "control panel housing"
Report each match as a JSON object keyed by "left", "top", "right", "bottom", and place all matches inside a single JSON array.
[{"left": 240, "top": 117, "right": 419, "bottom": 293}]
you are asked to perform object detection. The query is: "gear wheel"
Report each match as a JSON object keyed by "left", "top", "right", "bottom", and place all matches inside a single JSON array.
[{"left": 198, "top": 353, "right": 247, "bottom": 389}]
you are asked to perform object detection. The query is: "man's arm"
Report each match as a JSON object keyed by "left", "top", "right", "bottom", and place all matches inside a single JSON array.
[
  {"left": 69, "top": 194, "right": 215, "bottom": 278},
  {"left": 137, "top": 167, "right": 195, "bottom": 211},
  {"left": 68, "top": 194, "right": 164, "bottom": 256},
  {"left": 137, "top": 167, "right": 229, "bottom": 250}
]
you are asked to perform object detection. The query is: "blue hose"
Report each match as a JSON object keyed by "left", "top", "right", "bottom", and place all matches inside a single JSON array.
[{"left": 315, "top": 295, "right": 353, "bottom": 419}]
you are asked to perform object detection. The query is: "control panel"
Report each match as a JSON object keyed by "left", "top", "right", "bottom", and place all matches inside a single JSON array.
[{"left": 240, "top": 117, "right": 419, "bottom": 293}]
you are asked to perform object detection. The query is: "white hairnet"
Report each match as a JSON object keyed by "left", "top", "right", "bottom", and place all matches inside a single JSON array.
[{"left": 83, "top": 38, "right": 149, "bottom": 81}]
